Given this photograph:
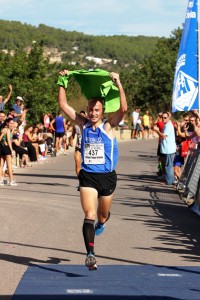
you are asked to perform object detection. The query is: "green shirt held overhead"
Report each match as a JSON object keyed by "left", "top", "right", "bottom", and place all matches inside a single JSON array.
[{"left": 57, "top": 69, "right": 120, "bottom": 113}]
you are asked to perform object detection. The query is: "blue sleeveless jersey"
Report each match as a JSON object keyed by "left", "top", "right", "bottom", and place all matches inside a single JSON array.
[
  {"left": 55, "top": 116, "right": 65, "bottom": 133},
  {"left": 81, "top": 122, "right": 118, "bottom": 173}
]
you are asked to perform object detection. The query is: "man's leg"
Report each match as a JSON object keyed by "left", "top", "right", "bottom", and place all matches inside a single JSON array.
[
  {"left": 95, "top": 194, "right": 114, "bottom": 236},
  {"left": 80, "top": 187, "right": 98, "bottom": 269},
  {"left": 165, "top": 154, "right": 175, "bottom": 185}
]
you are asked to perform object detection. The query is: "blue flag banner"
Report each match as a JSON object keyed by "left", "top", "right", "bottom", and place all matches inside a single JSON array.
[{"left": 172, "top": 0, "right": 199, "bottom": 112}]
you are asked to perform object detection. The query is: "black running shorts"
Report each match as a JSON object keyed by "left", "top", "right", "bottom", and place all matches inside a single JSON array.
[
  {"left": 78, "top": 169, "right": 117, "bottom": 197},
  {"left": 1, "top": 145, "right": 11, "bottom": 156},
  {"left": 55, "top": 132, "right": 65, "bottom": 138}
]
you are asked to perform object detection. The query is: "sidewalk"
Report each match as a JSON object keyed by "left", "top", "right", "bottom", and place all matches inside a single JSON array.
[{"left": 0, "top": 138, "right": 200, "bottom": 297}]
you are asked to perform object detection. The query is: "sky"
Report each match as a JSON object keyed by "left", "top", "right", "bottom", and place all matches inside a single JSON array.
[{"left": 0, "top": 0, "right": 188, "bottom": 37}]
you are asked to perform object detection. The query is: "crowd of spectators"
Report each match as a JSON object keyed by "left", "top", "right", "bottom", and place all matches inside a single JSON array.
[
  {"left": 1, "top": 84, "right": 200, "bottom": 188},
  {"left": 129, "top": 107, "right": 200, "bottom": 186},
  {"left": 153, "top": 110, "right": 200, "bottom": 186},
  {"left": 0, "top": 85, "right": 74, "bottom": 186}
]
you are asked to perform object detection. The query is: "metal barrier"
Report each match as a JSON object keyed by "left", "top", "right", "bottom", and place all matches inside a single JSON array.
[{"left": 177, "top": 143, "right": 200, "bottom": 212}]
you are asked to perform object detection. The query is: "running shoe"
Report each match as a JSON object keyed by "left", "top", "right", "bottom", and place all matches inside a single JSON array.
[
  {"left": 85, "top": 252, "right": 97, "bottom": 271},
  {"left": 95, "top": 212, "right": 110, "bottom": 236},
  {"left": 9, "top": 181, "right": 18, "bottom": 186},
  {"left": 95, "top": 222, "right": 105, "bottom": 236},
  {"left": 0, "top": 180, "right": 4, "bottom": 186}
]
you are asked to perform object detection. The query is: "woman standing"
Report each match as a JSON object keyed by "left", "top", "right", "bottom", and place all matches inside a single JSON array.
[{"left": 0, "top": 118, "right": 17, "bottom": 186}]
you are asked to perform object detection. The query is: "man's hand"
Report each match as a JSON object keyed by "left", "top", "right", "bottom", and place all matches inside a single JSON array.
[
  {"left": 8, "top": 84, "right": 12, "bottom": 92},
  {"left": 110, "top": 72, "right": 121, "bottom": 86},
  {"left": 59, "top": 69, "right": 68, "bottom": 76},
  {"left": 153, "top": 125, "right": 159, "bottom": 132}
]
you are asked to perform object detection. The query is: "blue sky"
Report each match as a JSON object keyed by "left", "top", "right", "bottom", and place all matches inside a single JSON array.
[{"left": 0, "top": 0, "right": 188, "bottom": 37}]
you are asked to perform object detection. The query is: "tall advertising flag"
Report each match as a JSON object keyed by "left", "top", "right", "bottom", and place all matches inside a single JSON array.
[{"left": 172, "top": 0, "right": 198, "bottom": 112}]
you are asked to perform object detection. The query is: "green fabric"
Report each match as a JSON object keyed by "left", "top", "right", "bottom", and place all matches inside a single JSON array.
[{"left": 57, "top": 69, "right": 120, "bottom": 113}]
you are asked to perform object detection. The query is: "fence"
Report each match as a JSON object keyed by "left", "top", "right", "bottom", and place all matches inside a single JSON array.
[{"left": 177, "top": 142, "right": 200, "bottom": 215}]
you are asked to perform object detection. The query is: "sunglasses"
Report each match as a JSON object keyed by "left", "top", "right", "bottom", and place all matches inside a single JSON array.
[
  {"left": 184, "top": 119, "right": 189, "bottom": 121},
  {"left": 162, "top": 116, "right": 168, "bottom": 119}
]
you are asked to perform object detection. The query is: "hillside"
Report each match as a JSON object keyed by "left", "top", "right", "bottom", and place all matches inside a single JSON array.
[{"left": 0, "top": 20, "right": 161, "bottom": 68}]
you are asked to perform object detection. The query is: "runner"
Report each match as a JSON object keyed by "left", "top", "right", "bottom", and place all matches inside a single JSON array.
[{"left": 57, "top": 70, "right": 127, "bottom": 270}]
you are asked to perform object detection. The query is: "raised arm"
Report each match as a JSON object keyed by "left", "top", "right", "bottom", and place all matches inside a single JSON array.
[
  {"left": 58, "top": 70, "right": 87, "bottom": 127},
  {"left": 106, "top": 72, "right": 128, "bottom": 128},
  {"left": 4, "top": 84, "right": 12, "bottom": 105}
]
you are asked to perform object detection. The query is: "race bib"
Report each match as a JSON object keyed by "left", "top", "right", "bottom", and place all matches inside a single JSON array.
[{"left": 84, "top": 143, "right": 105, "bottom": 164}]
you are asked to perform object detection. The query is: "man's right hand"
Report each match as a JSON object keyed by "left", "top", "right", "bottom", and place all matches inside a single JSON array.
[{"left": 59, "top": 70, "right": 68, "bottom": 76}]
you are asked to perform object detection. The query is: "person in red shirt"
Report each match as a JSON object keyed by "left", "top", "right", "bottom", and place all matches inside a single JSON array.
[{"left": 154, "top": 112, "right": 165, "bottom": 177}]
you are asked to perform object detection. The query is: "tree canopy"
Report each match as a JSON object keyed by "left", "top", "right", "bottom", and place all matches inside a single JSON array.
[{"left": 0, "top": 19, "right": 183, "bottom": 123}]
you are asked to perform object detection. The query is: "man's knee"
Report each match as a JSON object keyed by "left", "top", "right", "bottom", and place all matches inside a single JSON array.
[{"left": 84, "top": 211, "right": 96, "bottom": 220}]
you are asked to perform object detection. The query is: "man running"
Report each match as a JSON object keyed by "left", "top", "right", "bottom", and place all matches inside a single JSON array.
[{"left": 58, "top": 70, "right": 127, "bottom": 270}]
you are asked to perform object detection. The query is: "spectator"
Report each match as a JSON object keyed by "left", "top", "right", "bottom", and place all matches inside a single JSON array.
[
  {"left": 30, "top": 126, "right": 40, "bottom": 159},
  {"left": 12, "top": 96, "right": 24, "bottom": 122},
  {"left": 0, "top": 111, "right": 6, "bottom": 129},
  {"left": 50, "top": 110, "right": 67, "bottom": 154},
  {"left": 19, "top": 103, "right": 28, "bottom": 127},
  {"left": 118, "top": 114, "right": 128, "bottom": 140},
  {"left": 7, "top": 108, "right": 15, "bottom": 119},
  {"left": 12, "top": 128, "right": 29, "bottom": 168},
  {"left": 136, "top": 116, "right": 143, "bottom": 139},
  {"left": 22, "top": 125, "right": 38, "bottom": 162},
  {"left": 143, "top": 110, "right": 150, "bottom": 140},
  {"left": 131, "top": 107, "right": 140, "bottom": 139},
  {"left": 153, "top": 112, "right": 176, "bottom": 185},
  {"left": 0, "top": 118, "right": 17, "bottom": 186},
  {"left": 62, "top": 120, "right": 73, "bottom": 154},
  {"left": 43, "top": 113, "right": 51, "bottom": 132},
  {"left": 154, "top": 112, "right": 165, "bottom": 177},
  {"left": 0, "top": 84, "right": 12, "bottom": 111},
  {"left": 71, "top": 111, "right": 87, "bottom": 176}
]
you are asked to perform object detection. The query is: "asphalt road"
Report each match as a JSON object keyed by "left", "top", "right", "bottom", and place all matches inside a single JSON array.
[{"left": 0, "top": 138, "right": 200, "bottom": 297}]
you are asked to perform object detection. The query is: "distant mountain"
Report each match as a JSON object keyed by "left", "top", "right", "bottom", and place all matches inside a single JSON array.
[{"left": 0, "top": 19, "right": 161, "bottom": 67}]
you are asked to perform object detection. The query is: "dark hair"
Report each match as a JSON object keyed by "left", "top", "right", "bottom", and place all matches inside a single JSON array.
[
  {"left": 24, "top": 124, "right": 33, "bottom": 131},
  {"left": 5, "top": 118, "right": 14, "bottom": 124},
  {"left": 79, "top": 110, "right": 86, "bottom": 115},
  {"left": 187, "top": 122, "right": 195, "bottom": 132},
  {"left": 162, "top": 111, "right": 170, "bottom": 117}
]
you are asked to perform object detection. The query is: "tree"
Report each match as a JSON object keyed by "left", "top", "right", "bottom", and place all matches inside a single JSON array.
[{"left": 131, "top": 28, "right": 182, "bottom": 115}]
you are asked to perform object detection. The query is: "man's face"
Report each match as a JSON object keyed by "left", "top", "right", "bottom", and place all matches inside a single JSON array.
[
  {"left": 0, "top": 96, "right": 3, "bottom": 103},
  {"left": 0, "top": 113, "right": 6, "bottom": 122},
  {"left": 87, "top": 100, "right": 103, "bottom": 123},
  {"left": 162, "top": 114, "right": 170, "bottom": 124}
]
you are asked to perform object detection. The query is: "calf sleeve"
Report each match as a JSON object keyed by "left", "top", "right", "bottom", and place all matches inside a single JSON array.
[{"left": 82, "top": 219, "right": 95, "bottom": 255}]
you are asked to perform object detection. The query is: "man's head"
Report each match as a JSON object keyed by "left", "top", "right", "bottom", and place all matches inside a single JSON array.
[
  {"left": 0, "top": 110, "right": 6, "bottom": 123},
  {"left": 87, "top": 98, "right": 104, "bottom": 123},
  {"left": 0, "top": 95, "right": 3, "bottom": 103},
  {"left": 162, "top": 112, "right": 170, "bottom": 124},
  {"left": 15, "top": 96, "right": 24, "bottom": 106},
  {"left": 182, "top": 113, "right": 190, "bottom": 124},
  {"left": 9, "top": 108, "right": 15, "bottom": 116}
]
